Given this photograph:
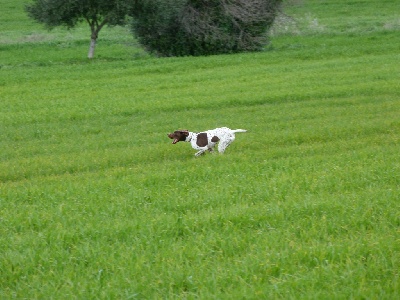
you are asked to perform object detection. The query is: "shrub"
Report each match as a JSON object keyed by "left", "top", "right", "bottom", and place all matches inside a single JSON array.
[{"left": 130, "top": 0, "right": 283, "bottom": 56}]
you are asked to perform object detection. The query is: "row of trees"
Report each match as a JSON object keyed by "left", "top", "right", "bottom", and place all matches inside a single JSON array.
[{"left": 26, "top": 0, "right": 283, "bottom": 58}]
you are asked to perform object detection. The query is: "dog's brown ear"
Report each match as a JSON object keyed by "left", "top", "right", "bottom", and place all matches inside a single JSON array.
[{"left": 181, "top": 130, "right": 189, "bottom": 136}]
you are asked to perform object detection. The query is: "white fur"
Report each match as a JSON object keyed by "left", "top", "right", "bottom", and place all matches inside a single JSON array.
[{"left": 186, "top": 127, "right": 247, "bottom": 156}]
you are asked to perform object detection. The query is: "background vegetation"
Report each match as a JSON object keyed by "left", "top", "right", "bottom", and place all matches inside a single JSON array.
[
  {"left": 130, "top": 0, "right": 282, "bottom": 56},
  {"left": 25, "top": 0, "right": 132, "bottom": 58},
  {"left": 1, "top": 0, "right": 399, "bottom": 298}
]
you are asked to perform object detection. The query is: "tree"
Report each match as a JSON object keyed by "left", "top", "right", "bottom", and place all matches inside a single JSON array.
[
  {"left": 131, "top": 0, "right": 282, "bottom": 56},
  {"left": 26, "top": 0, "right": 131, "bottom": 59}
]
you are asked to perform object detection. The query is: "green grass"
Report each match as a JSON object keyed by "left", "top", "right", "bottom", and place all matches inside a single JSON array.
[{"left": 1, "top": 0, "right": 400, "bottom": 298}]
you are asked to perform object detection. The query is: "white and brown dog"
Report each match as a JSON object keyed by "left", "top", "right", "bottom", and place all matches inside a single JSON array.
[{"left": 168, "top": 127, "right": 246, "bottom": 156}]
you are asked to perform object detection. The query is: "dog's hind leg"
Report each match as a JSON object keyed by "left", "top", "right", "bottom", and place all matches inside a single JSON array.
[{"left": 218, "top": 136, "right": 234, "bottom": 154}]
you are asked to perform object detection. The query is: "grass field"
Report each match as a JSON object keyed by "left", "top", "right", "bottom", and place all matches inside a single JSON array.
[{"left": 1, "top": 0, "right": 400, "bottom": 298}]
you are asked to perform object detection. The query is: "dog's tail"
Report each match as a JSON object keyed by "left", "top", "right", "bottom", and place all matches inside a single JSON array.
[{"left": 231, "top": 129, "right": 247, "bottom": 133}]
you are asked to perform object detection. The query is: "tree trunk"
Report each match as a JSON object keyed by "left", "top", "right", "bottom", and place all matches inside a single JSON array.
[
  {"left": 88, "top": 37, "right": 96, "bottom": 59},
  {"left": 87, "top": 19, "right": 107, "bottom": 59}
]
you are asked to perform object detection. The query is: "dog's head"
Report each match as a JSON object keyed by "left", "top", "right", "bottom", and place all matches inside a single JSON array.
[{"left": 167, "top": 130, "right": 189, "bottom": 144}]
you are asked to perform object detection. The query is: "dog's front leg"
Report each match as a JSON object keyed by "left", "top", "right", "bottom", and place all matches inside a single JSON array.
[{"left": 195, "top": 150, "right": 206, "bottom": 157}]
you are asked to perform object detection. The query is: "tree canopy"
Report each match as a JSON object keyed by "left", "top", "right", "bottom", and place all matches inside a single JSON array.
[{"left": 26, "top": 0, "right": 132, "bottom": 58}]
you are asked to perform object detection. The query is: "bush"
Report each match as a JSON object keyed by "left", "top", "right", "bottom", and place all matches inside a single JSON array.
[{"left": 130, "top": 0, "right": 282, "bottom": 56}]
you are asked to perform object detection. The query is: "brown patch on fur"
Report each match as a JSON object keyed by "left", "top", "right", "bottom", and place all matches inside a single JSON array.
[
  {"left": 196, "top": 132, "right": 208, "bottom": 147},
  {"left": 211, "top": 136, "right": 220, "bottom": 143}
]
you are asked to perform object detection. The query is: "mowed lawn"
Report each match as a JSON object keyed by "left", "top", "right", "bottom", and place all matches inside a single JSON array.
[{"left": 1, "top": 0, "right": 400, "bottom": 298}]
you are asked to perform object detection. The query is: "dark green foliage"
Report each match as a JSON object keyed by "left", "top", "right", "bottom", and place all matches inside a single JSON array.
[
  {"left": 130, "top": 0, "right": 283, "bottom": 56},
  {"left": 26, "top": 0, "right": 131, "bottom": 28}
]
